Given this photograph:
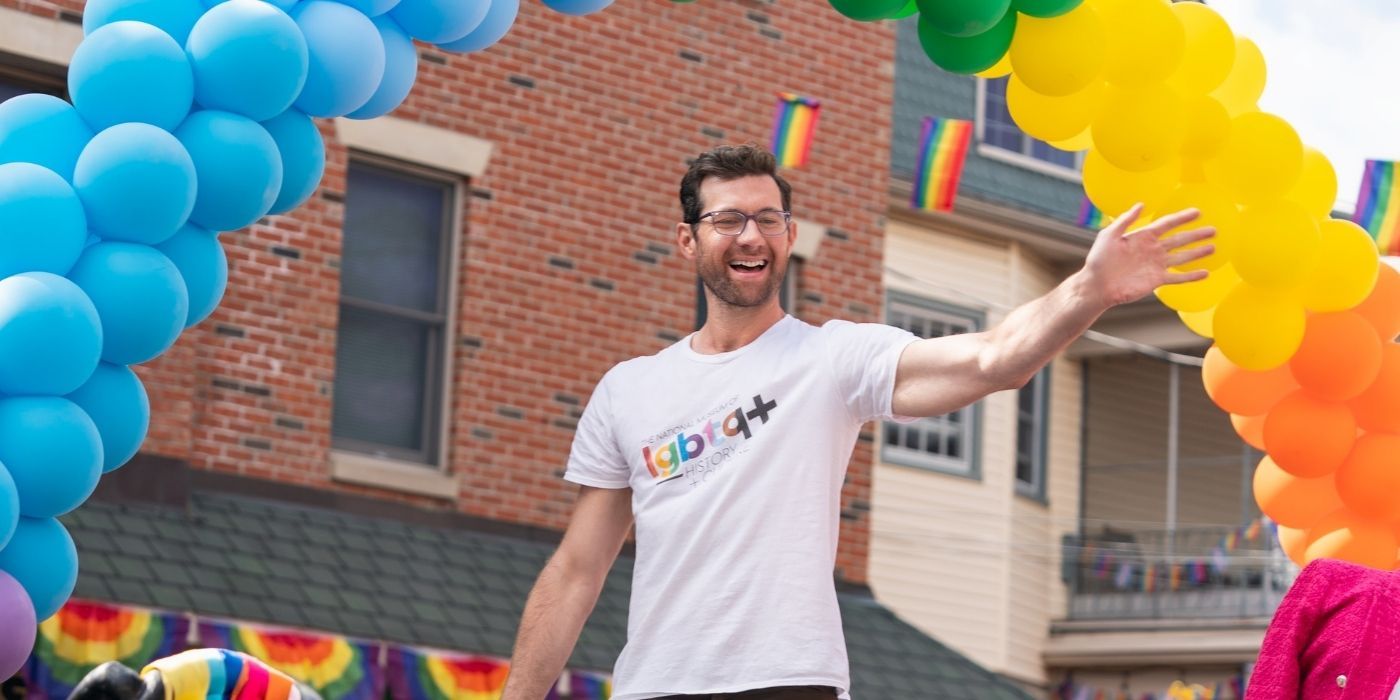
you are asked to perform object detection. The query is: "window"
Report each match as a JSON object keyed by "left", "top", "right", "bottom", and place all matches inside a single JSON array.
[
  {"left": 882, "top": 293, "right": 983, "bottom": 476},
  {"left": 332, "top": 160, "right": 458, "bottom": 466},
  {"left": 1015, "top": 368, "right": 1050, "bottom": 500},
  {"left": 978, "top": 76, "right": 1082, "bottom": 174}
]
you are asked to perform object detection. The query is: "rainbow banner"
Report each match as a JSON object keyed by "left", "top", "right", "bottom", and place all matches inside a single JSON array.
[
  {"left": 1077, "top": 198, "right": 1106, "bottom": 229},
  {"left": 1353, "top": 159, "right": 1400, "bottom": 254},
  {"left": 387, "top": 648, "right": 611, "bottom": 700},
  {"left": 199, "top": 622, "right": 382, "bottom": 700},
  {"left": 770, "top": 93, "right": 821, "bottom": 168},
  {"left": 910, "top": 117, "right": 973, "bottom": 212},
  {"left": 25, "top": 600, "right": 189, "bottom": 700}
]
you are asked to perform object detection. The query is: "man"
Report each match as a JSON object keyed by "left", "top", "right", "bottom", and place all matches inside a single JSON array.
[{"left": 501, "top": 144, "right": 1213, "bottom": 699}]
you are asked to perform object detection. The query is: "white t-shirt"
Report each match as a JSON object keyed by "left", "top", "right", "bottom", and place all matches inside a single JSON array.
[{"left": 564, "top": 315, "right": 917, "bottom": 700}]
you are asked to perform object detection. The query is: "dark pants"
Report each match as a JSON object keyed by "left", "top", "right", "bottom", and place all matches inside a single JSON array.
[{"left": 656, "top": 686, "right": 840, "bottom": 699}]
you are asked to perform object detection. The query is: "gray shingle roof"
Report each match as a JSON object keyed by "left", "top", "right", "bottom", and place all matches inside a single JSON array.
[{"left": 60, "top": 492, "right": 1031, "bottom": 699}]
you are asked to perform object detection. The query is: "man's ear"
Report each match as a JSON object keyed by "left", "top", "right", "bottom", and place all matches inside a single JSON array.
[{"left": 676, "top": 222, "right": 697, "bottom": 260}]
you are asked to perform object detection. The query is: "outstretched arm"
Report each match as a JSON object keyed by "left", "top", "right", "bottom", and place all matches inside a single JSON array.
[
  {"left": 502, "top": 485, "right": 633, "bottom": 700},
  {"left": 891, "top": 205, "right": 1214, "bottom": 418}
]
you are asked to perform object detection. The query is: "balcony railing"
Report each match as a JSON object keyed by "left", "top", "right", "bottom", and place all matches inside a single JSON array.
[{"left": 1064, "top": 524, "right": 1295, "bottom": 620}]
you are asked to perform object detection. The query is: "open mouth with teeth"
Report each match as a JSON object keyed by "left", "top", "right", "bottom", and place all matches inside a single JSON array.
[{"left": 729, "top": 260, "right": 769, "bottom": 274}]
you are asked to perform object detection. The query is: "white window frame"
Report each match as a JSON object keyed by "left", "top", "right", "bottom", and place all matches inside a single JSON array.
[
  {"left": 882, "top": 292, "right": 983, "bottom": 478},
  {"left": 974, "top": 77, "right": 1085, "bottom": 183},
  {"left": 1014, "top": 367, "right": 1050, "bottom": 501}
]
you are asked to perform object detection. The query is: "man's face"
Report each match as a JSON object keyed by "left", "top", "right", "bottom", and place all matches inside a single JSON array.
[{"left": 679, "top": 175, "right": 795, "bottom": 310}]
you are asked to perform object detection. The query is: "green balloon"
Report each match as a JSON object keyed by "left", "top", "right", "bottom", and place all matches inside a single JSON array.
[
  {"left": 918, "top": 10, "right": 1016, "bottom": 74},
  {"left": 888, "top": 0, "right": 918, "bottom": 20},
  {"left": 1011, "top": 0, "right": 1082, "bottom": 19},
  {"left": 828, "top": 0, "right": 912, "bottom": 22},
  {"left": 916, "top": 0, "right": 1011, "bottom": 37}
]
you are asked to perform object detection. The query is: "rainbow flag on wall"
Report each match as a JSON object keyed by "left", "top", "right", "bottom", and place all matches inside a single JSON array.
[
  {"left": 200, "top": 621, "right": 383, "bottom": 700},
  {"left": 910, "top": 117, "right": 973, "bottom": 212},
  {"left": 1077, "top": 198, "right": 1106, "bottom": 229},
  {"left": 26, "top": 601, "right": 189, "bottom": 700},
  {"left": 770, "top": 93, "right": 821, "bottom": 168},
  {"left": 1353, "top": 159, "right": 1400, "bottom": 254}
]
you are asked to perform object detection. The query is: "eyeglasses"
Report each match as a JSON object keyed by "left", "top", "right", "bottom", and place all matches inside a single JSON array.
[{"left": 697, "top": 209, "right": 792, "bottom": 237}]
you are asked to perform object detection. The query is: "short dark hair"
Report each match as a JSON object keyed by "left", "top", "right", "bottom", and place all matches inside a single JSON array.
[{"left": 679, "top": 144, "right": 792, "bottom": 226}]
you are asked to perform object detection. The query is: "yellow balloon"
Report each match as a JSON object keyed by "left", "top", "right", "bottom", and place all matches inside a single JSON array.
[
  {"left": 1180, "top": 159, "right": 1207, "bottom": 183},
  {"left": 1096, "top": 0, "right": 1184, "bottom": 87},
  {"left": 1050, "top": 128, "right": 1094, "bottom": 152},
  {"left": 1180, "top": 95, "right": 1230, "bottom": 160},
  {"left": 1082, "top": 150, "right": 1179, "bottom": 218},
  {"left": 976, "top": 51, "right": 1012, "bottom": 79},
  {"left": 1166, "top": 2, "right": 1235, "bottom": 96},
  {"left": 1090, "top": 83, "right": 1186, "bottom": 172},
  {"left": 1234, "top": 200, "right": 1320, "bottom": 290},
  {"left": 1010, "top": 1, "right": 1107, "bottom": 97},
  {"left": 1178, "top": 306, "right": 1215, "bottom": 338},
  {"left": 1204, "top": 112, "right": 1303, "bottom": 205},
  {"left": 1213, "top": 282, "right": 1306, "bottom": 370},
  {"left": 1299, "top": 219, "right": 1382, "bottom": 312},
  {"left": 1006, "top": 78, "right": 1104, "bottom": 142},
  {"left": 1158, "top": 182, "right": 1238, "bottom": 272},
  {"left": 1156, "top": 261, "right": 1237, "bottom": 312},
  {"left": 1211, "top": 37, "right": 1266, "bottom": 116},
  {"left": 1287, "top": 147, "right": 1339, "bottom": 219}
]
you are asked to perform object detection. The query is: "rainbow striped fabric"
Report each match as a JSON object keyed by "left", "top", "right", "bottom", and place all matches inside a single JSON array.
[
  {"left": 144, "top": 649, "right": 301, "bottom": 700},
  {"left": 1077, "top": 197, "right": 1106, "bottom": 229},
  {"left": 770, "top": 93, "right": 821, "bottom": 168},
  {"left": 910, "top": 117, "right": 973, "bottom": 212},
  {"left": 1354, "top": 159, "right": 1400, "bottom": 254}
]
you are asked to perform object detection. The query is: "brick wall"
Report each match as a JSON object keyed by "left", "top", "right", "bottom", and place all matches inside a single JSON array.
[{"left": 6, "top": 0, "right": 895, "bottom": 583}]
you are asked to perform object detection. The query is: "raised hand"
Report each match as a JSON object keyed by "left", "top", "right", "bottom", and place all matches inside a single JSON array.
[{"left": 1081, "top": 203, "right": 1217, "bottom": 308}]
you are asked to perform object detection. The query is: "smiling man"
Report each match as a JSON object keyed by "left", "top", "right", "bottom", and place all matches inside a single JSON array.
[{"left": 501, "top": 144, "right": 1215, "bottom": 700}]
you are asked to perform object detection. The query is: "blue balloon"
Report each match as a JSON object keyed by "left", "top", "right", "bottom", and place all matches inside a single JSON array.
[
  {"left": 75, "top": 123, "right": 197, "bottom": 245},
  {"left": 175, "top": 110, "right": 283, "bottom": 231},
  {"left": 292, "top": 1, "right": 386, "bottom": 117},
  {"left": 0, "top": 273, "right": 102, "bottom": 396},
  {"left": 540, "top": 0, "right": 611, "bottom": 15},
  {"left": 64, "top": 362, "right": 149, "bottom": 473},
  {"left": 206, "top": 0, "right": 301, "bottom": 8},
  {"left": 68, "top": 21, "right": 193, "bottom": 132},
  {"left": 0, "top": 398, "right": 102, "bottom": 519},
  {"left": 330, "top": 0, "right": 401, "bottom": 17},
  {"left": 155, "top": 224, "right": 227, "bottom": 327},
  {"left": 187, "top": 0, "right": 310, "bottom": 121},
  {"left": 0, "top": 517, "right": 78, "bottom": 620},
  {"left": 0, "top": 163, "right": 87, "bottom": 279},
  {"left": 82, "top": 0, "right": 208, "bottom": 44},
  {"left": 261, "top": 109, "right": 324, "bottom": 214},
  {"left": 67, "top": 243, "right": 189, "bottom": 365},
  {"left": 0, "top": 94, "right": 95, "bottom": 181},
  {"left": 437, "top": 0, "right": 515, "bottom": 53},
  {"left": 390, "top": 0, "right": 487, "bottom": 43},
  {"left": 345, "top": 15, "right": 418, "bottom": 119},
  {"left": 0, "top": 464, "right": 16, "bottom": 552}
]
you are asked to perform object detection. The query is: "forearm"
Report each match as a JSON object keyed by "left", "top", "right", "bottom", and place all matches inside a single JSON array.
[
  {"left": 980, "top": 269, "right": 1110, "bottom": 388},
  {"left": 502, "top": 557, "right": 607, "bottom": 700}
]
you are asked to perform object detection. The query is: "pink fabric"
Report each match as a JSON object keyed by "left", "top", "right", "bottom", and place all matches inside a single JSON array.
[{"left": 1246, "top": 559, "right": 1400, "bottom": 699}]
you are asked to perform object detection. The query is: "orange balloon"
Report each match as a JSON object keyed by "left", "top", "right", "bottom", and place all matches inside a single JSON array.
[
  {"left": 1262, "top": 390, "right": 1356, "bottom": 478},
  {"left": 1289, "top": 311, "right": 1383, "bottom": 402},
  {"left": 1305, "top": 509, "right": 1398, "bottom": 570},
  {"left": 1202, "top": 345, "right": 1299, "bottom": 416},
  {"left": 1354, "top": 263, "right": 1400, "bottom": 342},
  {"left": 1351, "top": 343, "right": 1400, "bottom": 433},
  {"left": 1253, "top": 455, "right": 1344, "bottom": 530},
  {"left": 1335, "top": 433, "right": 1400, "bottom": 523},
  {"left": 1231, "top": 412, "right": 1265, "bottom": 450},
  {"left": 1277, "top": 524, "right": 1309, "bottom": 566}
]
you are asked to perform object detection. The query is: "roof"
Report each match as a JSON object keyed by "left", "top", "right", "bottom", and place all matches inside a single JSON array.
[{"left": 59, "top": 481, "right": 1031, "bottom": 699}]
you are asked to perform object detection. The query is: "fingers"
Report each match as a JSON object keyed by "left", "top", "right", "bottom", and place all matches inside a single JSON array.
[
  {"left": 1166, "top": 244, "right": 1216, "bottom": 268},
  {"left": 1163, "top": 269, "right": 1210, "bottom": 285},
  {"left": 1124, "top": 207, "right": 1203, "bottom": 238},
  {"left": 1103, "top": 203, "right": 1145, "bottom": 235},
  {"left": 1157, "top": 226, "right": 1216, "bottom": 251}
]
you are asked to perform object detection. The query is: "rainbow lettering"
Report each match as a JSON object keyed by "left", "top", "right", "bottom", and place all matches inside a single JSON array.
[{"left": 641, "top": 394, "right": 777, "bottom": 482}]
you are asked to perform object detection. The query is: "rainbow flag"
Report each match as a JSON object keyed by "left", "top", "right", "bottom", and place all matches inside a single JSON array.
[
  {"left": 910, "top": 117, "right": 973, "bottom": 212},
  {"left": 1353, "top": 159, "right": 1400, "bottom": 254},
  {"left": 26, "top": 600, "right": 189, "bottom": 700},
  {"left": 770, "top": 93, "right": 821, "bottom": 168},
  {"left": 200, "top": 622, "right": 382, "bottom": 700},
  {"left": 1077, "top": 198, "right": 1106, "bottom": 229}
]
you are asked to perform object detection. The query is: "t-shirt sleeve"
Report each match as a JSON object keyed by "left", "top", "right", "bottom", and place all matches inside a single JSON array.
[
  {"left": 819, "top": 319, "right": 919, "bottom": 424},
  {"left": 563, "top": 372, "right": 632, "bottom": 489}
]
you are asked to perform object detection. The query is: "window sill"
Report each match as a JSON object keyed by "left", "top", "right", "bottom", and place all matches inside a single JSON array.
[
  {"left": 976, "top": 143, "right": 1083, "bottom": 183},
  {"left": 331, "top": 449, "right": 458, "bottom": 500}
]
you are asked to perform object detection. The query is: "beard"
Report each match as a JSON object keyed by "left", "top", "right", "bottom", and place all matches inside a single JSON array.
[{"left": 695, "top": 242, "right": 788, "bottom": 309}]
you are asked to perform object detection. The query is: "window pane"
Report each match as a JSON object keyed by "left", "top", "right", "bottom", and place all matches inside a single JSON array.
[
  {"left": 982, "top": 77, "right": 1024, "bottom": 152},
  {"left": 342, "top": 164, "right": 449, "bottom": 313},
  {"left": 332, "top": 305, "right": 435, "bottom": 457},
  {"left": 1029, "top": 139, "right": 1078, "bottom": 169}
]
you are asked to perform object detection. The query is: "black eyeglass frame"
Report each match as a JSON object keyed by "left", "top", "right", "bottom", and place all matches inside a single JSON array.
[{"left": 694, "top": 209, "right": 793, "bottom": 237}]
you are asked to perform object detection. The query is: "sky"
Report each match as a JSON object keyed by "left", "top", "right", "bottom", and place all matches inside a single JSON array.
[{"left": 1207, "top": 1, "right": 1400, "bottom": 213}]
